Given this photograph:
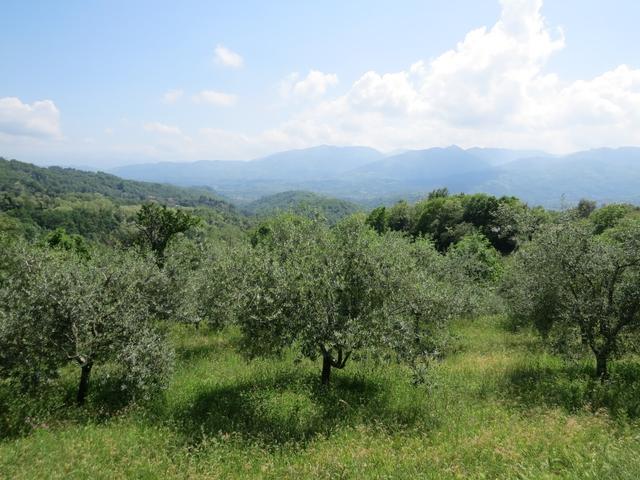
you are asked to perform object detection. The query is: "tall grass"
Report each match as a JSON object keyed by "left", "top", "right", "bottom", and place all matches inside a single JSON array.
[{"left": 2, "top": 317, "right": 640, "bottom": 479}]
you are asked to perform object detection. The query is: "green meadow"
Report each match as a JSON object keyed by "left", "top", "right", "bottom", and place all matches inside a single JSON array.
[{"left": 3, "top": 316, "right": 640, "bottom": 479}]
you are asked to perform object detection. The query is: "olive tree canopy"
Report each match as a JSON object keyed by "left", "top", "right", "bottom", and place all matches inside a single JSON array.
[
  {"left": 505, "top": 218, "right": 640, "bottom": 380},
  {"left": 231, "top": 215, "right": 457, "bottom": 385}
]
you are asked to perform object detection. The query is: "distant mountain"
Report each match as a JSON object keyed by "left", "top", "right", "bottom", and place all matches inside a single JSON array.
[
  {"left": 244, "top": 191, "right": 361, "bottom": 224},
  {"left": 349, "top": 146, "right": 490, "bottom": 183},
  {"left": 465, "top": 148, "right": 554, "bottom": 166},
  {"left": 252, "top": 145, "right": 383, "bottom": 179},
  {"left": 474, "top": 147, "right": 640, "bottom": 206},
  {"left": 111, "top": 145, "right": 383, "bottom": 186},
  {"left": 106, "top": 145, "right": 640, "bottom": 207}
]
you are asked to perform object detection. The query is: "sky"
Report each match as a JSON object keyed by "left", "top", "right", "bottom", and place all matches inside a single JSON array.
[{"left": 1, "top": 0, "right": 640, "bottom": 167}]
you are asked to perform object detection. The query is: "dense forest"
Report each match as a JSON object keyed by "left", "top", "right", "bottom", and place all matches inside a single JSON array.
[
  {"left": 2, "top": 158, "right": 640, "bottom": 478},
  {"left": 0, "top": 157, "right": 248, "bottom": 242},
  {"left": 243, "top": 190, "right": 361, "bottom": 224}
]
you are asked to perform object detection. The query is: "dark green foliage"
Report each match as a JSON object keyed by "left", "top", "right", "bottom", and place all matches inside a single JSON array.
[
  {"left": 0, "top": 157, "right": 246, "bottom": 243},
  {"left": 427, "top": 187, "right": 449, "bottom": 200},
  {"left": 575, "top": 198, "right": 597, "bottom": 218},
  {"left": 590, "top": 203, "right": 639, "bottom": 234},
  {"left": 44, "top": 227, "right": 90, "bottom": 258},
  {"left": 245, "top": 191, "right": 360, "bottom": 224},
  {"left": 387, "top": 200, "right": 411, "bottom": 232},
  {"left": 365, "top": 206, "right": 388, "bottom": 233},
  {"left": 413, "top": 195, "right": 467, "bottom": 251},
  {"left": 370, "top": 191, "right": 527, "bottom": 253},
  {"left": 134, "top": 203, "right": 201, "bottom": 267},
  {"left": 0, "top": 157, "right": 233, "bottom": 207}
]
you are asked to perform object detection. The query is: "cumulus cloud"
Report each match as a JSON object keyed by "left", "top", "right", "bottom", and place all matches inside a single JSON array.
[
  {"left": 0, "top": 97, "right": 61, "bottom": 139},
  {"left": 281, "top": 70, "right": 339, "bottom": 99},
  {"left": 162, "top": 89, "right": 184, "bottom": 104},
  {"left": 123, "top": 0, "right": 640, "bottom": 160},
  {"left": 37, "top": 0, "right": 638, "bottom": 163},
  {"left": 193, "top": 90, "right": 237, "bottom": 107},
  {"left": 252, "top": 0, "right": 640, "bottom": 154},
  {"left": 214, "top": 45, "right": 244, "bottom": 68}
]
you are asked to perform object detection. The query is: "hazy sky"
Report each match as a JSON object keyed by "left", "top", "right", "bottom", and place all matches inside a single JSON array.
[{"left": 1, "top": 0, "right": 640, "bottom": 167}]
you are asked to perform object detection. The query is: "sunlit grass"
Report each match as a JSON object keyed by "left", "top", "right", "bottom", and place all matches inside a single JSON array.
[{"left": 2, "top": 317, "right": 640, "bottom": 479}]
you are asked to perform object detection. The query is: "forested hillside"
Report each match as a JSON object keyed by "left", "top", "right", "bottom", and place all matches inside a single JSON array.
[
  {"left": 0, "top": 157, "right": 237, "bottom": 207},
  {"left": 0, "top": 157, "right": 247, "bottom": 241},
  {"left": 244, "top": 190, "right": 361, "bottom": 223}
]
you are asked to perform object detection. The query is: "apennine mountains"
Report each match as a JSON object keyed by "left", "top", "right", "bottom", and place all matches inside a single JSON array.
[{"left": 110, "top": 145, "right": 640, "bottom": 208}]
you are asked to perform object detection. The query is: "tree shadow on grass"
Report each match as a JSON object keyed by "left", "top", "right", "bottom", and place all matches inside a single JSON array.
[
  {"left": 169, "top": 368, "right": 435, "bottom": 447},
  {"left": 502, "top": 358, "right": 640, "bottom": 418},
  {"left": 0, "top": 367, "right": 150, "bottom": 440},
  {"left": 174, "top": 341, "right": 229, "bottom": 363}
]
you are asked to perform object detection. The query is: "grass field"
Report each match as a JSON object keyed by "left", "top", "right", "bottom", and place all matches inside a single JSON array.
[{"left": 2, "top": 316, "right": 640, "bottom": 479}]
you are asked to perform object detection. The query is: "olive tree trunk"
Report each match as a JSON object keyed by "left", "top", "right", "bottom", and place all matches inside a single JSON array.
[
  {"left": 321, "top": 353, "right": 332, "bottom": 386},
  {"left": 77, "top": 361, "right": 93, "bottom": 405},
  {"left": 596, "top": 353, "right": 608, "bottom": 382}
]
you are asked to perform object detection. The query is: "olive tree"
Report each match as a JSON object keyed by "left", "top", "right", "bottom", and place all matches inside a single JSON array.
[
  {"left": 0, "top": 241, "right": 173, "bottom": 404},
  {"left": 505, "top": 219, "right": 640, "bottom": 380},
  {"left": 173, "top": 238, "right": 248, "bottom": 329},
  {"left": 232, "top": 214, "right": 455, "bottom": 385},
  {"left": 135, "top": 203, "right": 200, "bottom": 267},
  {"left": 446, "top": 232, "right": 503, "bottom": 284}
]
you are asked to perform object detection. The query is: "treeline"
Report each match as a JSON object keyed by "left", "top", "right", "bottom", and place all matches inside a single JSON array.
[
  {"left": 243, "top": 190, "right": 361, "bottom": 225},
  {"left": 365, "top": 188, "right": 546, "bottom": 253}
]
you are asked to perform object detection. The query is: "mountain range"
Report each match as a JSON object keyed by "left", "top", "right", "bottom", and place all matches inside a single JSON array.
[{"left": 108, "top": 145, "right": 640, "bottom": 207}]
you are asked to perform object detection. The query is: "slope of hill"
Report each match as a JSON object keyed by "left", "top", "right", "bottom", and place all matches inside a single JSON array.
[
  {"left": 474, "top": 147, "right": 640, "bottom": 206},
  {"left": 0, "top": 157, "right": 235, "bottom": 209},
  {"left": 244, "top": 191, "right": 361, "bottom": 223},
  {"left": 465, "top": 147, "right": 553, "bottom": 166},
  {"left": 111, "top": 146, "right": 383, "bottom": 186},
  {"left": 0, "top": 157, "right": 248, "bottom": 241},
  {"left": 349, "top": 146, "right": 490, "bottom": 183}
]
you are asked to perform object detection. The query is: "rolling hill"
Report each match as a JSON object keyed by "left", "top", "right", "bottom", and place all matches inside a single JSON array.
[
  {"left": 0, "top": 157, "right": 236, "bottom": 209},
  {"left": 244, "top": 191, "right": 361, "bottom": 223},
  {"left": 0, "top": 157, "right": 248, "bottom": 240}
]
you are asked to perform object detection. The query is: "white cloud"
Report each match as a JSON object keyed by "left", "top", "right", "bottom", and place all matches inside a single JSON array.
[
  {"left": 162, "top": 89, "right": 184, "bottom": 104},
  {"left": 28, "top": 0, "right": 639, "bottom": 164},
  {"left": 143, "top": 122, "right": 184, "bottom": 136},
  {"left": 251, "top": 0, "right": 640, "bottom": 154},
  {"left": 193, "top": 90, "right": 237, "bottom": 107},
  {"left": 214, "top": 45, "right": 243, "bottom": 68},
  {"left": 121, "top": 0, "right": 640, "bottom": 160},
  {"left": 280, "top": 70, "right": 339, "bottom": 99},
  {"left": 0, "top": 97, "right": 61, "bottom": 139}
]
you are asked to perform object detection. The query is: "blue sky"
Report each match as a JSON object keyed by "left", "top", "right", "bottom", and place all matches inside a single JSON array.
[{"left": 1, "top": 0, "right": 640, "bottom": 167}]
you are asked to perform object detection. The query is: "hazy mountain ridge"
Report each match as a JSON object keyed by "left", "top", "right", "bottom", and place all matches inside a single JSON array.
[{"left": 105, "top": 145, "right": 640, "bottom": 207}]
